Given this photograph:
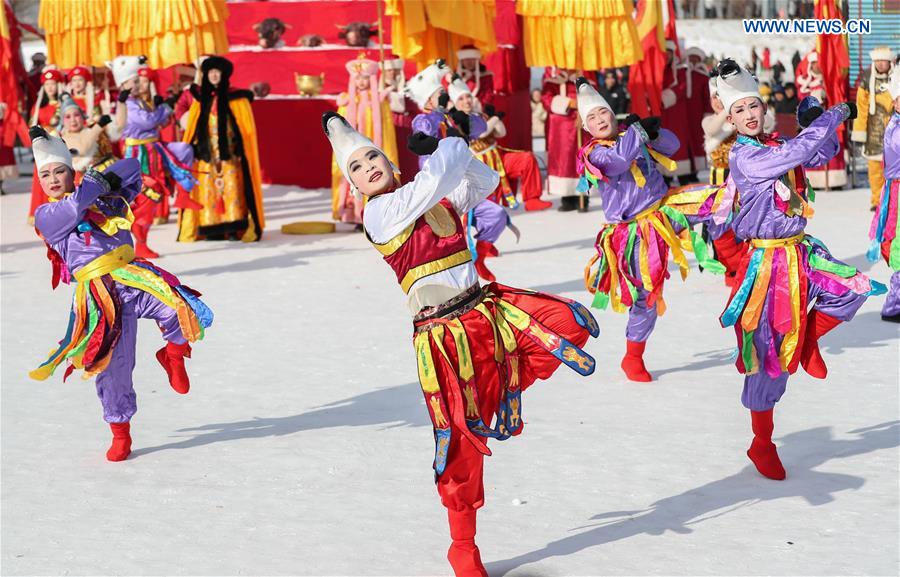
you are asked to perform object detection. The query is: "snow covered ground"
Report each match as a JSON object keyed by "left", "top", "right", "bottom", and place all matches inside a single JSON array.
[{"left": 1, "top": 176, "right": 897, "bottom": 576}]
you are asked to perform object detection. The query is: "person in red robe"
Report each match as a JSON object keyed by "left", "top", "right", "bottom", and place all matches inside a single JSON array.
[
  {"left": 660, "top": 41, "right": 704, "bottom": 184},
  {"left": 66, "top": 66, "right": 98, "bottom": 120},
  {"left": 456, "top": 45, "right": 495, "bottom": 112},
  {"left": 541, "top": 68, "right": 588, "bottom": 211},
  {"left": 681, "top": 47, "right": 711, "bottom": 181},
  {"left": 27, "top": 67, "right": 64, "bottom": 222},
  {"left": 796, "top": 51, "right": 848, "bottom": 189}
]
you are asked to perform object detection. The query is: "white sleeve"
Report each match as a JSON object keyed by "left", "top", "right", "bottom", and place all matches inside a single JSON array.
[
  {"left": 445, "top": 154, "right": 500, "bottom": 215},
  {"left": 363, "top": 137, "right": 474, "bottom": 242}
]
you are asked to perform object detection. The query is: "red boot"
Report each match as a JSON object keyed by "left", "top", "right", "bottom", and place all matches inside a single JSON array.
[
  {"left": 747, "top": 409, "right": 786, "bottom": 480},
  {"left": 484, "top": 244, "right": 500, "bottom": 259},
  {"left": 524, "top": 198, "right": 552, "bottom": 212},
  {"left": 447, "top": 509, "right": 488, "bottom": 577},
  {"left": 156, "top": 341, "right": 192, "bottom": 394},
  {"left": 173, "top": 185, "right": 204, "bottom": 211},
  {"left": 801, "top": 311, "right": 841, "bottom": 379},
  {"left": 621, "top": 339, "right": 652, "bottom": 382},
  {"left": 132, "top": 223, "right": 160, "bottom": 259},
  {"left": 474, "top": 241, "right": 496, "bottom": 282},
  {"left": 106, "top": 422, "right": 132, "bottom": 462}
]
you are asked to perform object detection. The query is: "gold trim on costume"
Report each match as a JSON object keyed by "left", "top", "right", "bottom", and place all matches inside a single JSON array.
[
  {"left": 400, "top": 249, "right": 472, "bottom": 293},
  {"left": 124, "top": 137, "right": 160, "bottom": 146}
]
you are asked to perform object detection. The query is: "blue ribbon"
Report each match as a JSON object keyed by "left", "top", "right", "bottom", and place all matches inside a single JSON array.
[{"left": 720, "top": 248, "right": 763, "bottom": 328}]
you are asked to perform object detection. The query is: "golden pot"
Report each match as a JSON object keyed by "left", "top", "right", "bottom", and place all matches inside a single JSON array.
[{"left": 295, "top": 72, "right": 325, "bottom": 96}]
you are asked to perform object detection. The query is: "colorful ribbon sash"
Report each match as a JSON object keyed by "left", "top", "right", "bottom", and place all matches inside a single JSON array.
[{"left": 413, "top": 287, "right": 597, "bottom": 476}]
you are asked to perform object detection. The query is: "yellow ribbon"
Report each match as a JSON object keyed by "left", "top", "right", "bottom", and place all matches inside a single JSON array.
[
  {"left": 750, "top": 233, "right": 805, "bottom": 248},
  {"left": 124, "top": 136, "right": 160, "bottom": 146},
  {"left": 779, "top": 246, "right": 802, "bottom": 371},
  {"left": 741, "top": 249, "right": 774, "bottom": 332},
  {"left": 73, "top": 245, "right": 135, "bottom": 283}
]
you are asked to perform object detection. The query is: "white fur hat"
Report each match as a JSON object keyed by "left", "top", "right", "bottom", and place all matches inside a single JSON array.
[
  {"left": 576, "top": 79, "right": 611, "bottom": 124},
  {"left": 32, "top": 130, "right": 73, "bottom": 171},
  {"left": 870, "top": 46, "right": 895, "bottom": 62},
  {"left": 457, "top": 46, "right": 481, "bottom": 61},
  {"left": 405, "top": 59, "right": 449, "bottom": 108},
  {"left": 105, "top": 55, "right": 147, "bottom": 87},
  {"left": 888, "top": 66, "right": 900, "bottom": 100},
  {"left": 448, "top": 76, "right": 471, "bottom": 103},
  {"left": 806, "top": 51, "right": 818, "bottom": 63},
  {"left": 384, "top": 57, "right": 405, "bottom": 70},
  {"left": 716, "top": 61, "right": 761, "bottom": 113}
]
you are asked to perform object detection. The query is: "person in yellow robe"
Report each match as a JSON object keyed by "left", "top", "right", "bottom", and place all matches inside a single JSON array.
[
  {"left": 179, "top": 56, "right": 265, "bottom": 242},
  {"left": 331, "top": 55, "right": 398, "bottom": 225}
]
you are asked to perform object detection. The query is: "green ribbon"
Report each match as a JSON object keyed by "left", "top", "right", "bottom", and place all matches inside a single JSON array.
[{"left": 660, "top": 206, "right": 727, "bottom": 274}]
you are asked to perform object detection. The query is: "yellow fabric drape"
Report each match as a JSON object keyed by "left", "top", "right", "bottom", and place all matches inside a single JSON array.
[
  {"left": 331, "top": 96, "right": 399, "bottom": 220},
  {"left": 386, "top": 0, "right": 497, "bottom": 69},
  {"left": 516, "top": 0, "right": 643, "bottom": 69},
  {"left": 39, "top": 0, "right": 229, "bottom": 69},
  {"left": 39, "top": 0, "right": 120, "bottom": 68}
]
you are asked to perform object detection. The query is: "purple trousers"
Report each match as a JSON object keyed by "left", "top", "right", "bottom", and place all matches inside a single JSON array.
[
  {"left": 883, "top": 271, "right": 900, "bottom": 318},
  {"left": 741, "top": 255, "right": 868, "bottom": 412},
  {"left": 471, "top": 200, "right": 509, "bottom": 244},
  {"left": 95, "top": 284, "right": 186, "bottom": 423}
]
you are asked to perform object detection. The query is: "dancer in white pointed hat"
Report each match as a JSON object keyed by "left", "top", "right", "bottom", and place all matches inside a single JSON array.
[
  {"left": 28, "top": 125, "right": 213, "bottom": 464},
  {"left": 323, "top": 111, "right": 598, "bottom": 577},
  {"left": 705, "top": 58, "right": 880, "bottom": 481},
  {"left": 576, "top": 77, "right": 724, "bottom": 383}
]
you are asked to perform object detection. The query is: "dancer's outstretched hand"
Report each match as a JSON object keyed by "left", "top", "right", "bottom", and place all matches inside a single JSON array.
[
  {"left": 621, "top": 113, "right": 641, "bottom": 128},
  {"left": 28, "top": 125, "right": 48, "bottom": 142},
  {"left": 639, "top": 117, "right": 661, "bottom": 140},
  {"left": 117, "top": 89, "right": 131, "bottom": 103},
  {"left": 407, "top": 132, "right": 440, "bottom": 156},
  {"left": 798, "top": 106, "right": 824, "bottom": 128}
]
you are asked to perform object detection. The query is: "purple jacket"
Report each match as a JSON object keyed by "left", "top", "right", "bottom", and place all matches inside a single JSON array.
[
  {"left": 34, "top": 159, "right": 143, "bottom": 275},
  {"left": 885, "top": 112, "right": 900, "bottom": 180},
  {"left": 587, "top": 125, "right": 680, "bottom": 222},
  {"left": 121, "top": 98, "right": 172, "bottom": 141},
  {"left": 729, "top": 105, "right": 847, "bottom": 240}
]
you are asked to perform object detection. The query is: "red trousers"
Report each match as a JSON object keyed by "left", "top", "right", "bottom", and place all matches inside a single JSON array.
[
  {"left": 429, "top": 286, "right": 590, "bottom": 513},
  {"left": 500, "top": 150, "right": 542, "bottom": 202}
]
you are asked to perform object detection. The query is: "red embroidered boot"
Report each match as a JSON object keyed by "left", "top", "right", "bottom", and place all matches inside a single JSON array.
[
  {"left": 621, "top": 339, "right": 652, "bottom": 382},
  {"left": 747, "top": 409, "right": 786, "bottom": 480},
  {"left": 106, "top": 422, "right": 132, "bottom": 462},
  {"left": 156, "top": 341, "right": 192, "bottom": 394},
  {"left": 801, "top": 311, "right": 841, "bottom": 379},
  {"left": 474, "top": 241, "right": 496, "bottom": 282},
  {"left": 447, "top": 509, "right": 488, "bottom": 577}
]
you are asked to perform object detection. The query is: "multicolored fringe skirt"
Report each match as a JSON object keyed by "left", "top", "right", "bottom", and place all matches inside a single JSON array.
[
  {"left": 868, "top": 177, "right": 899, "bottom": 270},
  {"left": 412, "top": 283, "right": 598, "bottom": 475},
  {"left": 30, "top": 245, "right": 213, "bottom": 382},
  {"left": 584, "top": 202, "right": 724, "bottom": 313},
  {"left": 721, "top": 234, "right": 885, "bottom": 378}
]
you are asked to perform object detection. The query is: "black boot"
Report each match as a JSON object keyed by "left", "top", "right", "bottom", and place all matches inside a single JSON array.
[
  {"left": 577, "top": 194, "right": 590, "bottom": 212},
  {"left": 558, "top": 195, "right": 579, "bottom": 212}
]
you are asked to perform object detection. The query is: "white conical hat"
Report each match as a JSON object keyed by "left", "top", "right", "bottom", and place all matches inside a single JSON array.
[
  {"left": 405, "top": 59, "right": 449, "bottom": 108},
  {"left": 716, "top": 60, "right": 761, "bottom": 113},
  {"left": 888, "top": 67, "right": 900, "bottom": 100},
  {"left": 32, "top": 130, "right": 73, "bottom": 171},
  {"left": 104, "top": 55, "right": 146, "bottom": 87},
  {"left": 322, "top": 112, "right": 397, "bottom": 184},
  {"left": 576, "top": 80, "right": 611, "bottom": 124},
  {"left": 448, "top": 76, "right": 471, "bottom": 103}
]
